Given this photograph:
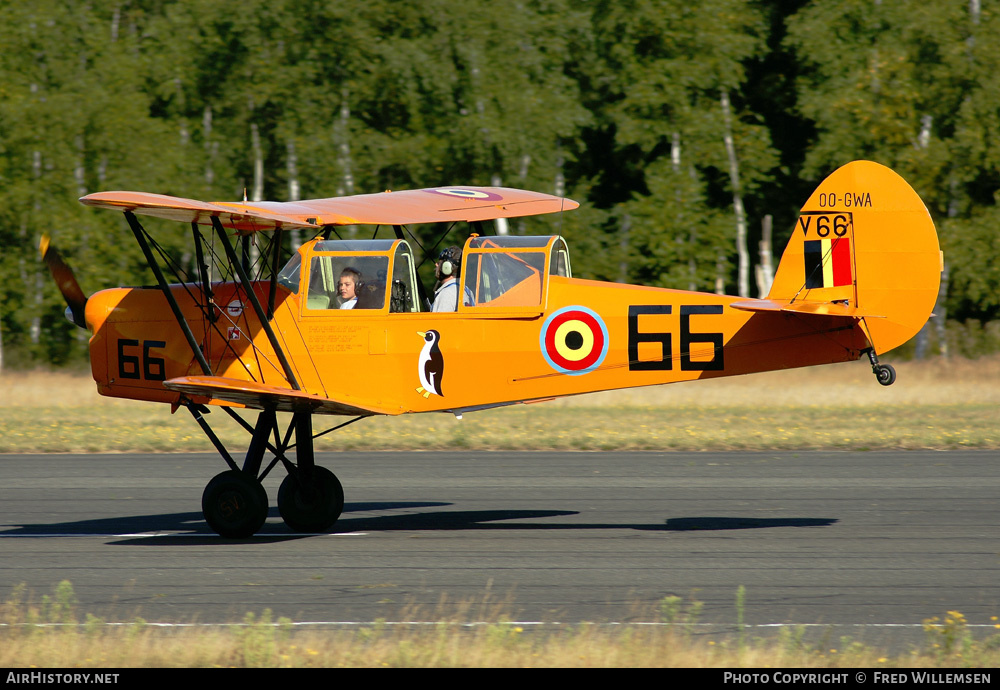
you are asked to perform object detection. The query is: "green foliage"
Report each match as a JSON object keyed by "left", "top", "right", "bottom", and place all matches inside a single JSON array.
[
  {"left": 572, "top": 0, "right": 776, "bottom": 288},
  {"left": 786, "top": 0, "right": 1000, "bottom": 324},
  {"left": 777, "top": 624, "right": 806, "bottom": 654},
  {"left": 480, "top": 617, "right": 526, "bottom": 650},
  {"left": 923, "top": 611, "right": 975, "bottom": 661},
  {"left": 44, "top": 580, "right": 78, "bottom": 625},
  {"left": 355, "top": 617, "right": 388, "bottom": 645},
  {"left": 1, "top": 580, "right": 78, "bottom": 636},
  {"left": 943, "top": 211, "right": 1000, "bottom": 319},
  {"left": 236, "top": 608, "right": 291, "bottom": 667},
  {"left": 657, "top": 593, "right": 703, "bottom": 637},
  {"left": 83, "top": 613, "right": 105, "bottom": 637},
  {"left": 1, "top": 1, "right": 999, "bottom": 366},
  {"left": 736, "top": 584, "right": 746, "bottom": 649}
]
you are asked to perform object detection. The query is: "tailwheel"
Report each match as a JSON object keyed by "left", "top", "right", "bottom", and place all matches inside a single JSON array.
[
  {"left": 865, "top": 348, "right": 896, "bottom": 387},
  {"left": 277, "top": 466, "right": 344, "bottom": 533},
  {"left": 875, "top": 363, "right": 896, "bottom": 387},
  {"left": 202, "top": 470, "right": 269, "bottom": 538}
]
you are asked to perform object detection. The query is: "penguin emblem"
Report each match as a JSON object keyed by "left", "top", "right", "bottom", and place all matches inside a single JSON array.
[{"left": 416, "top": 330, "right": 444, "bottom": 398}]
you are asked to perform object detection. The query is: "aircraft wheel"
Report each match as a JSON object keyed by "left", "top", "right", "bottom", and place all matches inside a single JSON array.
[
  {"left": 875, "top": 364, "right": 896, "bottom": 387},
  {"left": 202, "top": 470, "right": 269, "bottom": 538},
  {"left": 278, "top": 466, "right": 344, "bottom": 533}
]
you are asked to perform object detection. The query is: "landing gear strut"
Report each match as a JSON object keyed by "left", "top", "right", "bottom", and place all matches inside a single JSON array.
[
  {"left": 865, "top": 348, "right": 896, "bottom": 387},
  {"left": 188, "top": 405, "right": 354, "bottom": 537}
]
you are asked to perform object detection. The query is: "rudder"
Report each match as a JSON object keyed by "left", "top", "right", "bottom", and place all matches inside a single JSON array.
[{"left": 768, "top": 161, "right": 943, "bottom": 355}]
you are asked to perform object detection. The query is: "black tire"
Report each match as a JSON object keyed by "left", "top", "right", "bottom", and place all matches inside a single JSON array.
[
  {"left": 202, "top": 470, "right": 268, "bottom": 538},
  {"left": 277, "top": 466, "right": 344, "bottom": 533},
  {"left": 876, "top": 363, "right": 896, "bottom": 387}
]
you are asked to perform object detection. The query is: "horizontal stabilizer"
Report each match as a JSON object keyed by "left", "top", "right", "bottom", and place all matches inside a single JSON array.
[
  {"left": 164, "top": 376, "right": 396, "bottom": 416},
  {"left": 81, "top": 187, "right": 579, "bottom": 233},
  {"left": 730, "top": 299, "right": 886, "bottom": 319}
]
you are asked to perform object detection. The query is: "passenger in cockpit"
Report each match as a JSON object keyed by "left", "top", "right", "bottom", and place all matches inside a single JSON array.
[
  {"left": 432, "top": 246, "right": 462, "bottom": 312},
  {"left": 338, "top": 267, "right": 361, "bottom": 309}
]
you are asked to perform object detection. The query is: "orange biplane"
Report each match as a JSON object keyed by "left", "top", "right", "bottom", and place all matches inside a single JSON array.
[{"left": 43, "top": 160, "right": 941, "bottom": 537}]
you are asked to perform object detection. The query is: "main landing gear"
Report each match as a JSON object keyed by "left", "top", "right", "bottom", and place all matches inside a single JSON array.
[
  {"left": 202, "top": 469, "right": 269, "bottom": 538},
  {"left": 189, "top": 405, "right": 352, "bottom": 538},
  {"left": 865, "top": 348, "right": 896, "bottom": 387}
]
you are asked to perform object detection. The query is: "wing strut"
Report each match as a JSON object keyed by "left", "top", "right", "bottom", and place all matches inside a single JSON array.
[
  {"left": 190, "top": 222, "right": 217, "bottom": 321},
  {"left": 267, "top": 227, "right": 284, "bottom": 320},
  {"left": 125, "top": 211, "right": 214, "bottom": 376},
  {"left": 211, "top": 216, "right": 301, "bottom": 391}
]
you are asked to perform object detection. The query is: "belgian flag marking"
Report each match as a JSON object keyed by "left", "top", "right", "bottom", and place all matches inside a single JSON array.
[{"left": 804, "top": 237, "right": 852, "bottom": 289}]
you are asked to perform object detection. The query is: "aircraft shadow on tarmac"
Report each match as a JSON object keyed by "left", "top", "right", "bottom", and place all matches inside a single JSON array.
[
  {"left": 658, "top": 517, "right": 838, "bottom": 531},
  {"left": 0, "top": 502, "right": 437, "bottom": 544},
  {"left": 1, "top": 506, "right": 838, "bottom": 544}
]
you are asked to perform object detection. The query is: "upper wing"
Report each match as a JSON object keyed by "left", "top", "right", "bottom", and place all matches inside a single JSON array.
[{"left": 80, "top": 187, "right": 579, "bottom": 233}]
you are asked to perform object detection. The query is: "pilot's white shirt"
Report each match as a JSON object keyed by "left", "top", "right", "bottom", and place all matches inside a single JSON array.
[
  {"left": 432, "top": 279, "right": 458, "bottom": 312},
  {"left": 340, "top": 297, "right": 357, "bottom": 309}
]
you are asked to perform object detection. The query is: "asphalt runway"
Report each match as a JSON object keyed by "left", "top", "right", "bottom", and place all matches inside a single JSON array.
[{"left": 1, "top": 450, "right": 997, "bottom": 649}]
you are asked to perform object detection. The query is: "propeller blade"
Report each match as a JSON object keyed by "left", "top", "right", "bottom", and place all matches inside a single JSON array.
[{"left": 39, "top": 234, "right": 88, "bottom": 328}]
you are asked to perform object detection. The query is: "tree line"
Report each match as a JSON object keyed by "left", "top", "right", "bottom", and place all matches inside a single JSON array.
[{"left": 1, "top": 0, "right": 997, "bottom": 367}]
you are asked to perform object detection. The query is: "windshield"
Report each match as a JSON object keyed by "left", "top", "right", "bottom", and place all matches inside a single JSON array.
[
  {"left": 463, "top": 251, "right": 545, "bottom": 307},
  {"left": 307, "top": 255, "right": 390, "bottom": 310},
  {"left": 467, "top": 236, "right": 554, "bottom": 249},
  {"left": 276, "top": 253, "right": 302, "bottom": 293}
]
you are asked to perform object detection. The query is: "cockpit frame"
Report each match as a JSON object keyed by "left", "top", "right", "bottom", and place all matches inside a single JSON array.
[{"left": 278, "top": 232, "right": 572, "bottom": 317}]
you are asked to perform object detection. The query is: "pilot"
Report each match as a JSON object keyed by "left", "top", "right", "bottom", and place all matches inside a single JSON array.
[
  {"left": 338, "top": 267, "right": 362, "bottom": 309},
  {"left": 431, "top": 246, "right": 463, "bottom": 312}
]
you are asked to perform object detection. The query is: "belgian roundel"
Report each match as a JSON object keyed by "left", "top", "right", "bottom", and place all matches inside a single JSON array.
[
  {"left": 539, "top": 306, "right": 609, "bottom": 376},
  {"left": 425, "top": 188, "right": 503, "bottom": 202}
]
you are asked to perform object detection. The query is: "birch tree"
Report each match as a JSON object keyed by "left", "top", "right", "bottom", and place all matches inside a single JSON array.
[
  {"left": 788, "top": 0, "right": 1000, "bottom": 353},
  {"left": 578, "top": 0, "right": 775, "bottom": 289}
]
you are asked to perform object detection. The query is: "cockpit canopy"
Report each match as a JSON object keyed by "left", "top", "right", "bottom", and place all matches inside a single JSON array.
[
  {"left": 278, "top": 234, "right": 571, "bottom": 314},
  {"left": 280, "top": 239, "right": 419, "bottom": 313},
  {"left": 461, "top": 235, "right": 571, "bottom": 311}
]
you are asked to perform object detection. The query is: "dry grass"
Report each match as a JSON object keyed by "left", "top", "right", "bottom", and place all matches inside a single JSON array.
[
  {"left": 552, "top": 355, "right": 1000, "bottom": 408},
  {"left": 2, "top": 582, "right": 998, "bottom": 668},
  {"left": 1, "top": 356, "right": 997, "bottom": 453}
]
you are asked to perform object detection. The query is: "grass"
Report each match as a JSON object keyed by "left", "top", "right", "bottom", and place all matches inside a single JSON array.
[
  {"left": 0, "top": 356, "right": 998, "bottom": 453},
  {"left": 2, "top": 582, "right": 999, "bottom": 668}
]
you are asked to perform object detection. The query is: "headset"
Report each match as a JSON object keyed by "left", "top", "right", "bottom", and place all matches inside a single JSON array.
[{"left": 437, "top": 247, "right": 461, "bottom": 277}]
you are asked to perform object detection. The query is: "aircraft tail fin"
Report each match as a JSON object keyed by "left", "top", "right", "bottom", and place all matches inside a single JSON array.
[{"left": 766, "top": 161, "right": 943, "bottom": 355}]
